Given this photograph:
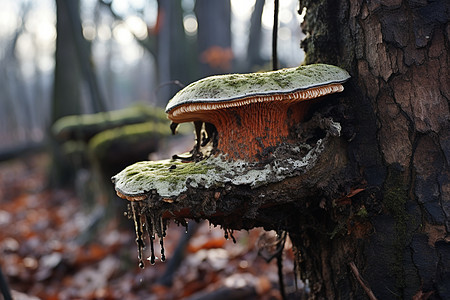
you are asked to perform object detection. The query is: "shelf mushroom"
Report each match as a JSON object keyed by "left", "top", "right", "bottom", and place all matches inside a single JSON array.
[
  {"left": 112, "top": 64, "right": 351, "bottom": 268},
  {"left": 166, "top": 64, "right": 350, "bottom": 161}
]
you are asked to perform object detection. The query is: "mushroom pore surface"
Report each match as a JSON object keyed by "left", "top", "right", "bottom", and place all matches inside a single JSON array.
[{"left": 166, "top": 64, "right": 350, "bottom": 160}]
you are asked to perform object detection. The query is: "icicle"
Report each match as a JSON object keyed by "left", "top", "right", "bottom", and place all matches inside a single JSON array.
[
  {"left": 160, "top": 219, "right": 167, "bottom": 262},
  {"left": 229, "top": 229, "right": 236, "bottom": 244},
  {"left": 223, "top": 226, "right": 229, "bottom": 240},
  {"left": 126, "top": 203, "right": 132, "bottom": 219},
  {"left": 162, "top": 219, "right": 168, "bottom": 237},
  {"left": 156, "top": 215, "right": 166, "bottom": 262},
  {"left": 145, "top": 214, "right": 156, "bottom": 265},
  {"left": 144, "top": 208, "right": 167, "bottom": 265},
  {"left": 160, "top": 238, "right": 166, "bottom": 262},
  {"left": 221, "top": 227, "right": 236, "bottom": 243},
  {"left": 131, "top": 202, "right": 146, "bottom": 269},
  {"left": 175, "top": 218, "right": 188, "bottom": 233}
]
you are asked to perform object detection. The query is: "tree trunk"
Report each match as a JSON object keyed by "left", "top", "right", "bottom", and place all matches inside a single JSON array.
[
  {"left": 49, "top": 0, "right": 84, "bottom": 187},
  {"left": 195, "top": 0, "right": 232, "bottom": 76},
  {"left": 52, "top": 0, "right": 83, "bottom": 123},
  {"left": 246, "top": 0, "right": 266, "bottom": 69},
  {"left": 155, "top": 0, "right": 191, "bottom": 105},
  {"left": 295, "top": 0, "right": 450, "bottom": 298}
]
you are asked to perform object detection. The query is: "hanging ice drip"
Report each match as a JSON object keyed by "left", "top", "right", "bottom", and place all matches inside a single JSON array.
[{"left": 128, "top": 200, "right": 167, "bottom": 268}]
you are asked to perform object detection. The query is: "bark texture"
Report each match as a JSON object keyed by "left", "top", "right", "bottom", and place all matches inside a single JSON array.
[{"left": 297, "top": 0, "right": 450, "bottom": 298}]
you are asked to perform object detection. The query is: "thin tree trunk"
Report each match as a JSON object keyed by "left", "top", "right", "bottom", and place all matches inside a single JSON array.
[
  {"left": 195, "top": 0, "right": 232, "bottom": 76},
  {"left": 50, "top": 0, "right": 84, "bottom": 187},
  {"left": 247, "top": 0, "right": 266, "bottom": 69},
  {"left": 155, "top": 0, "right": 190, "bottom": 105},
  {"left": 52, "top": 0, "right": 83, "bottom": 123},
  {"left": 294, "top": 0, "right": 450, "bottom": 298}
]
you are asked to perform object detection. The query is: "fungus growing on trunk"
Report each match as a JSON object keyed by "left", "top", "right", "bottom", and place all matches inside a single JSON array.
[
  {"left": 166, "top": 64, "right": 350, "bottom": 160},
  {"left": 111, "top": 64, "right": 351, "bottom": 268}
]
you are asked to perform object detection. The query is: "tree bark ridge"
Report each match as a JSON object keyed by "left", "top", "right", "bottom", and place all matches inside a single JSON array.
[{"left": 296, "top": 0, "right": 450, "bottom": 298}]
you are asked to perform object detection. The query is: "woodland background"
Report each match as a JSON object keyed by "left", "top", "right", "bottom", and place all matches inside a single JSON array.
[{"left": 0, "top": 0, "right": 307, "bottom": 299}]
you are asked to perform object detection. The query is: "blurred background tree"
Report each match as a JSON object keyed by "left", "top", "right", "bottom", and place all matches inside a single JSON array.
[
  {"left": 0, "top": 0, "right": 305, "bottom": 219},
  {"left": 0, "top": 0, "right": 304, "bottom": 158}
]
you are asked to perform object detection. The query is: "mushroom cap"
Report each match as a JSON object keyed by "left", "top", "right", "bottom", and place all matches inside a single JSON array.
[{"left": 165, "top": 64, "right": 350, "bottom": 117}]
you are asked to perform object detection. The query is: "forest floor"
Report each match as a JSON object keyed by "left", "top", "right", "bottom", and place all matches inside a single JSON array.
[{"left": 0, "top": 152, "right": 306, "bottom": 300}]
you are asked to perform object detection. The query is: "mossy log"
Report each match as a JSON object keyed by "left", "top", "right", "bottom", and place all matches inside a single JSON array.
[
  {"left": 88, "top": 121, "right": 171, "bottom": 174},
  {"left": 52, "top": 104, "right": 168, "bottom": 143}
]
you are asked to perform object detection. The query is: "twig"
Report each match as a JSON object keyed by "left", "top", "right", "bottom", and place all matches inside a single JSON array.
[
  {"left": 349, "top": 261, "right": 378, "bottom": 300},
  {"left": 275, "top": 231, "right": 287, "bottom": 300},
  {"left": 257, "top": 231, "right": 287, "bottom": 299},
  {"left": 0, "top": 267, "right": 12, "bottom": 300},
  {"left": 277, "top": 247, "right": 286, "bottom": 300},
  {"left": 272, "top": 0, "right": 279, "bottom": 71}
]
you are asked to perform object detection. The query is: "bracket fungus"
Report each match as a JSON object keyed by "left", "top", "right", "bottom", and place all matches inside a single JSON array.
[
  {"left": 111, "top": 64, "right": 350, "bottom": 267},
  {"left": 166, "top": 63, "right": 350, "bottom": 160}
]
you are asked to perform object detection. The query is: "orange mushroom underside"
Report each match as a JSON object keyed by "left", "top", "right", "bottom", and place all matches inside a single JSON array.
[{"left": 168, "top": 83, "right": 344, "bottom": 160}]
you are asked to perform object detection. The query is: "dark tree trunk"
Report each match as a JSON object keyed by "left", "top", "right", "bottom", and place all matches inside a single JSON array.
[
  {"left": 155, "top": 0, "right": 190, "bottom": 105},
  {"left": 50, "top": 0, "right": 84, "bottom": 187},
  {"left": 295, "top": 0, "right": 450, "bottom": 298},
  {"left": 52, "top": 0, "right": 83, "bottom": 123},
  {"left": 247, "top": 0, "right": 266, "bottom": 69},
  {"left": 195, "top": 0, "right": 232, "bottom": 76}
]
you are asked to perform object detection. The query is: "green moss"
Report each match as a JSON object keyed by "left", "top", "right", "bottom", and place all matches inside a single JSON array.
[
  {"left": 88, "top": 121, "right": 170, "bottom": 156},
  {"left": 53, "top": 104, "right": 168, "bottom": 140},
  {"left": 112, "top": 131, "right": 331, "bottom": 198},
  {"left": 166, "top": 64, "right": 350, "bottom": 112},
  {"left": 61, "top": 140, "right": 88, "bottom": 156},
  {"left": 356, "top": 206, "right": 368, "bottom": 218},
  {"left": 112, "top": 159, "right": 216, "bottom": 197}
]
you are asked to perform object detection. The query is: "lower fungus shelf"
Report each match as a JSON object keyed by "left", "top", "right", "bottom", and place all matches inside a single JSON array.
[
  {"left": 112, "top": 134, "right": 329, "bottom": 200},
  {"left": 114, "top": 116, "right": 346, "bottom": 266}
]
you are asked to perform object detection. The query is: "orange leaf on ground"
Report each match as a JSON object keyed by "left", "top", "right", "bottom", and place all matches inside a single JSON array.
[{"left": 187, "top": 237, "right": 226, "bottom": 253}]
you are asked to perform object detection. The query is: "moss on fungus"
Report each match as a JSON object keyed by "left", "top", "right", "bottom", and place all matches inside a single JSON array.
[
  {"left": 166, "top": 64, "right": 351, "bottom": 112},
  {"left": 112, "top": 130, "right": 332, "bottom": 198}
]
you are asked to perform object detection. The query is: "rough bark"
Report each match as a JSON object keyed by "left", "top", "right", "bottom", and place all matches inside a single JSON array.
[{"left": 295, "top": 0, "right": 450, "bottom": 298}]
